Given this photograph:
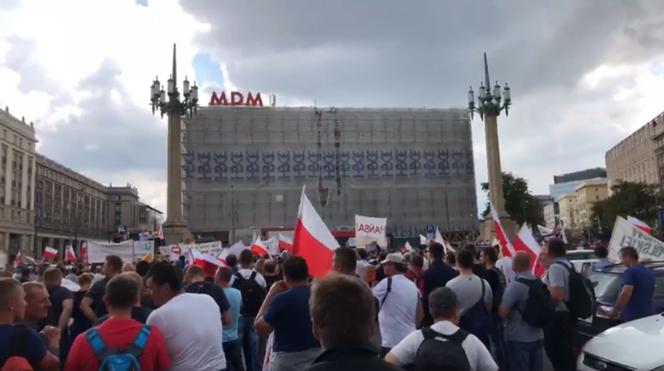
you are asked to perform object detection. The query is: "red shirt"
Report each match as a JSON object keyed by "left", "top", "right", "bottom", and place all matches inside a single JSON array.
[
  {"left": 405, "top": 269, "right": 424, "bottom": 296},
  {"left": 65, "top": 317, "right": 170, "bottom": 371}
]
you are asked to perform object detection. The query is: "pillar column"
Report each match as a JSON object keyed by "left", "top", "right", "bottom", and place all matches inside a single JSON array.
[{"left": 484, "top": 113, "right": 506, "bottom": 215}]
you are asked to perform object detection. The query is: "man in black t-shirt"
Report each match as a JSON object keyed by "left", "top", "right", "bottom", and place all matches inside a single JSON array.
[
  {"left": 184, "top": 265, "right": 231, "bottom": 325},
  {"left": 80, "top": 255, "right": 123, "bottom": 323},
  {"left": 44, "top": 268, "right": 74, "bottom": 332}
]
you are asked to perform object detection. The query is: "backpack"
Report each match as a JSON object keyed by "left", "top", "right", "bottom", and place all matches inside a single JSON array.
[
  {"left": 1, "top": 325, "right": 34, "bottom": 371},
  {"left": 458, "top": 279, "right": 491, "bottom": 342},
  {"left": 553, "top": 261, "right": 595, "bottom": 319},
  {"left": 516, "top": 278, "right": 556, "bottom": 328},
  {"left": 414, "top": 327, "right": 471, "bottom": 371},
  {"left": 85, "top": 325, "right": 151, "bottom": 371},
  {"left": 232, "top": 271, "right": 267, "bottom": 316}
]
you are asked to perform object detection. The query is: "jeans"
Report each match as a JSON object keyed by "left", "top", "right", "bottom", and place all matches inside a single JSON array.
[
  {"left": 543, "top": 312, "right": 576, "bottom": 371},
  {"left": 223, "top": 339, "right": 245, "bottom": 371},
  {"left": 507, "top": 339, "right": 544, "bottom": 371},
  {"left": 490, "top": 314, "right": 506, "bottom": 369},
  {"left": 238, "top": 316, "right": 260, "bottom": 371}
]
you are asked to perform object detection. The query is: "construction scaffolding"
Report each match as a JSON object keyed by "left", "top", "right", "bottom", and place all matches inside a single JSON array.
[{"left": 182, "top": 106, "right": 478, "bottom": 242}]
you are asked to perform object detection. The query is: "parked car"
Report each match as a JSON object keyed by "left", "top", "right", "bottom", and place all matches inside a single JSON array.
[
  {"left": 566, "top": 249, "right": 598, "bottom": 275},
  {"left": 578, "top": 313, "right": 664, "bottom": 370},
  {"left": 575, "top": 261, "right": 664, "bottom": 349}
]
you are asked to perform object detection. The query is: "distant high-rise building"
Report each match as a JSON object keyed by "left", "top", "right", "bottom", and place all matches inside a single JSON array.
[{"left": 549, "top": 168, "right": 607, "bottom": 202}]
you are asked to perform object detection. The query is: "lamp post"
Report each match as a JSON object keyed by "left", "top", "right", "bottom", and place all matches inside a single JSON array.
[
  {"left": 468, "top": 52, "right": 512, "bottom": 218},
  {"left": 150, "top": 44, "right": 198, "bottom": 244}
]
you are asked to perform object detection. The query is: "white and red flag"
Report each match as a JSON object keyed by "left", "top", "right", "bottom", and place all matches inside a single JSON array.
[
  {"left": 491, "top": 204, "right": 515, "bottom": 258},
  {"left": 65, "top": 245, "right": 77, "bottom": 262},
  {"left": 43, "top": 247, "right": 58, "bottom": 261},
  {"left": 627, "top": 216, "right": 652, "bottom": 235},
  {"left": 278, "top": 234, "right": 294, "bottom": 253},
  {"left": 156, "top": 224, "right": 164, "bottom": 240},
  {"left": 400, "top": 241, "right": 415, "bottom": 255},
  {"left": 292, "top": 186, "right": 339, "bottom": 278},
  {"left": 250, "top": 237, "right": 270, "bottom": 258},
  {"left": 13, "top": 251, "right": 23, "bottom": 268},
  {"left": 513, "top": 224, "right": 545, "bottom": 277},
  {"left": 191, "top": 247, "right": 226, "bottom": 277}
]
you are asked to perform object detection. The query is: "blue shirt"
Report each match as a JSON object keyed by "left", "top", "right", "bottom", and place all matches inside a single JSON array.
[
  {"left": 223, "top": 287, "right": 242, "bottom": 342},
  {"left": 264, "top": 286, "right": 320, "bottom": 352},
  {"left": 622, "top": 264, "right": 656, "bottom": 321},
  {"left": 501, "top": 272, "right": 544, "bottom": 342},
  {"left": 0, "top": 324, "right": 47, "bottom": 366}
]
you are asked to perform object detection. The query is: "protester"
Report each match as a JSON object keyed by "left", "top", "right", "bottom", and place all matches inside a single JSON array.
[
  {"left": 480, "top": 246, "right": 506, "bottom": 367},
  {"left": 135, "top": 260, "right": 151, "bottom": 277},
  {"left": 122, "top": 262, "right": 136, "bottom": 272},
  {"left": 0, "top": 278, "right": 60, "bottom": 370},
  {"left": 355, "top": 248, "right": 370, "bottom": 277},
  {"left": 605, "top": 246, "right": 655, "bottom": 321},
  {"left": 306, "top": 274, "right": 401, "bottom": 371},
  {"left": 93, "top": 272, "right": 153, "bottom": 325},
  {"left": 499, "top": 252, "right": 545, "bottom": 371},
  {"left": 217, "top": 266, "right": 245, "bottom": 371},
  {"left": 422, "top": 242, "right": 458, "bottom": 326},
  {"left": 446, "top": 249, "right": 492, "bottom": 346},
  {"left": 463, "top": 244, "right": 488, "bottom": 279},
  {"left": 233, "top": 249, "right": 267, "bottom": 371},
  {"left": 64, "top": 267, "right": 79, "bottom": 284},
  {"left": 255, "top": 256, "right": 320, "bottom": 371},
  {"left": 593, "top": 245, "right": 612, "bottom": 270},
  {"left": 69, "top": 273, "right": 93, "bottom": 340},
  {"left": 226, "top": 254, "right": 239, "bottom": 273},
  {"left": 80, "top": 255, "right": 123, "bottom": 322},
  {"left": 65, "top": 274, "right": 170, "bottom": 371},
  {"left": 146, "top": 261, "right": 227, "bottom": 371},
  {"left": 43, "top": 268, "right": 74, "bottom": 333},
  {"left": 263, "top": 260, "right": 280, "bottom": 291},
  {"left": 385, "top": 287, "right": 498, "bottom": 371},
  {"left": 372, "top": 252, "right": 423, "bottom": 357},
  {"left": 540, "top": 238, "right": 576, "bottom": 371},
  {"left": 495, "top": 248, "right": 515, "bottom": 284},
  {"left": 404, "top": 254, "right": 424, "bottom": 296},
  {"left": 22, "top": 282, "right": 51, "bottom": 330},
  {"left": 183, "top": 265, "right": 231, "bottom": 325},
  {"left": 445, "top": 249, "right": 457, "bottom": 270},
  {"left": 332, "top": 246, "right": 381, "bottom": 350}
]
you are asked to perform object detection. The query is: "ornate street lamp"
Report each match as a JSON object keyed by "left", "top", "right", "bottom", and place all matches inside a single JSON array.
[
  {"left": 150, "top": 45, "right": 198, "bottom": 118},
  {"left": 468, "top": 53, "right": 511, "bottom": 120}
]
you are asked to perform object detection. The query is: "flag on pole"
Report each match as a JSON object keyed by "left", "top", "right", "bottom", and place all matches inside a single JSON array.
[
  {"left": 400, "top": 241, "right": 414, "bottom": 255},
  {"left": 80, "top": 241, "right": 88, "bottom": 262},
  {"left": 156, "top": 224, "right": 164, "bottom": 240},
  {"left": 513, "top": 224, "right": 545, "bottom": 277},
  {"left": 250, "top": 237, "right": 270, "bottom": 257},
  {"left": 13, "top": 251, "right": 23, "bottom": 268},
  {"left": 627, "top": 216, "right": 652, "bottom": 235},
  {"left": 491, "top": 204, "right": 515, "bottom": 257},
  {"left": 292, "top": 186, "right": 339, "bottom": 278},
  {"left": 419, "top": 234, "right": 429, "bottom": 246},
  {"left": 66, "top": 245, "right": 77, "bottom": 262},
  {"left": 191, "top": 247, "right": 225, "bottom": 277},
  {"left": 558, "top": 219, "right": 568, "bottom": 244},
  {"left": 44, "top": 247, "right": 58, "bottom": 261},
  {"left": 537, "top": 225, "right": 555, "bottom": 237},
  {"left": 278, "top": 234, "right": 293, "bottom": 252}
]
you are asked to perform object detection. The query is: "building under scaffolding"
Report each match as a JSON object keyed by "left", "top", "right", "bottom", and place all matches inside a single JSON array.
[{"left": 182, "top": 106, "right": 478, "bottom": 243}]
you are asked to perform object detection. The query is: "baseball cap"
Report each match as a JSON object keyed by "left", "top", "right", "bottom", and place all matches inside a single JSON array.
[{"left": 380, "top": 252, "right": 405, "bottom": 265}]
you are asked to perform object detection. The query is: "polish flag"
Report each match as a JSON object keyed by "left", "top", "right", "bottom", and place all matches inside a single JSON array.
[
  {"left": 250, "top": 237, "right": 270, "bottom": 257},
  {"left": 80, "top": 241, "right": 88, "bottom": 262},
  {"left": 156, "top": 224, "right": 164, "bottom": 240},
  {"left": 278, "top": 234, "right": 294, "bottom": 252},
  {"left": 292, "top": 186, "right": 339, "bottom": 278},
  {"left": 43, "top": 247, "right": 58, "bottom": 261},
  {"left": 628, "top": 216, "right": 652, "bottom": 235},
  {"left": 13, "top": 251, "right": 23, "bottom": 268},
  {"left": 513, "top": 224, "right": 545, "bottom": 277},
  {"left": 191, "top": 247, "right": 225, "bottom": 277},
  {"left": 491, "top": 204, "right": 516, "bottom": 258},
  {"left": 65, "top": 245, "right": 77, "bottom": 262},
  {"left": 400, "top": 241, "right": 414, "bottom": 255}
]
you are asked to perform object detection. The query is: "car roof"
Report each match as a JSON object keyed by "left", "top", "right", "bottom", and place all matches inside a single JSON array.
[{"left": 593, "top": 261, "right": 664, "bottom": 275}]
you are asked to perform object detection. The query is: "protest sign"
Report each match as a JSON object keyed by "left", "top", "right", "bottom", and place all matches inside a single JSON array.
[
  {"left": 355, "top": 215, "right": 387, "bottom": 249},
  {"left": 609, "top": 216, "right": 664, "bottom": 261}
]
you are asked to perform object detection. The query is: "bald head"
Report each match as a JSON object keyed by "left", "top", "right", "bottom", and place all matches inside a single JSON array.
[
  {"left": 0, "top": 278, "right": 21, "bottom": 311},
  {"left": 512, "top": 252, "right": 531, "bottom": 273}
]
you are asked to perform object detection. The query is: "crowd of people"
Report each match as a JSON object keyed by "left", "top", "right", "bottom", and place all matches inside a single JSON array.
[{"left": 0, "top": 238, "right": 656, "bottom": 371}]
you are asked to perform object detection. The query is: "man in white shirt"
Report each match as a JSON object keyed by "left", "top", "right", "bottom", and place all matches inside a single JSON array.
[
  {"left": 385, "top": 287, "right": 498, "bottom": 371},
  {"left": 372, "top": 253, "right": 423, "bottom": 357},
  {"left": 146, "top": 261, "right": 226, "bottom": 371}
]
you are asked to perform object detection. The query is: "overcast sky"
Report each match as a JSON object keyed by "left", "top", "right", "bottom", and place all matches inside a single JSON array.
[{"left": 1, "top": 0, "right": 664, "bottom": 220}]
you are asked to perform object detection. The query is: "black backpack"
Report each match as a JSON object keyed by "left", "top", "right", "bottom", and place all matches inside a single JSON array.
[
  {"left": 516, "top": 278, "right": 556, "bottom": 328},
  {"left": 553, "top": 261, "right": 595, "bottom": 319},
  {"left": 414, "top": 327, "right": 471, "bottom": 371},
  {"left": 232, "top": 271, "right": 267, "bottom": 317},
  {"left": 458, "top": 279, "right": 491, "bottom": 342}
]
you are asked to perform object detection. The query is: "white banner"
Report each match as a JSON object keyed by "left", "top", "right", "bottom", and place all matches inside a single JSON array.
[
  {"left": 609, "top": 216, "right": 664, "bottom": 261},
  {"left": 160, "top": 241, "right": 224, "bottom": 261},
  {"left": 355, "top": 215, "right": 387, "bottom": 249},
  {"left": 87, "top": 240, "right": 135, "bottom": 264},
  {"left": 134, "top": 241, "right": 155, "bottom": 262}
]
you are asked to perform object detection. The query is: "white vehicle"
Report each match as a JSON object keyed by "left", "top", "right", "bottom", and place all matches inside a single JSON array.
[
  {"left": 566, "top": 249, "right": 599, "bottom": 276},
  {"left": 578, "top": 313, "right": 664, "bottom": 370}
]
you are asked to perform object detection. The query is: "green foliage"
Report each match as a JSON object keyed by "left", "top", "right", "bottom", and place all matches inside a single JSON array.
[
  {"left": 591, "top": 181, "right": 662, "bottom": 229},
  {"left": 481, "top": 172, "right": 544, "bottom": 227}
]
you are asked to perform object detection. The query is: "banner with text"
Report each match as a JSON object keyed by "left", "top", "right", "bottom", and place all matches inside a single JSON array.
[
  {"left": 160, "top": 241, "right": 223, "bottom": 260},
  {"left": 609, "top": 216, "right": 664, "bottom": 261},
  {"left": 355, "top": 215, "right": 387, "bottom": 249},
  {"left": 88, "top": 240, "right": 135, "bottom": 263}
]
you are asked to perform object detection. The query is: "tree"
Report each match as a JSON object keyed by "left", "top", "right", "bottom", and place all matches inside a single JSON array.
[
  {"left": 591, "top": 181, "right": 662, "bottom": 230},
  {"left": 481, "top": 172, "right": 544, "bottom": 227}
]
